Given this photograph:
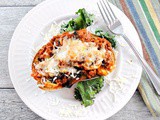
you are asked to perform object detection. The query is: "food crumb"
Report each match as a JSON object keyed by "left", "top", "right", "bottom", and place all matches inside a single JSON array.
[
  {"left": 41, "top": 91, "right": 46, "bottom": 94},
  {"left": 40, "top": 32, "right": 45, "bottom": 36},
  {"left": 118, "top": 42, "right": 127, "bottom": 47},
  {"left": 59, "top": 105, "right": 88, "bottom": 117},
  {"left": 35, "top": 93, "right": 38, "bottom": 96},
  {"left": 131, "top": 75, "right": 136, "bottom": 78},
  {"left": 26, "top": 78, "right": 30, "bottom": 82},
  {"left": 48, "top": 97, "right": 60, "bottom": 106},
  {"left": 127, "top": 59, "right": 133, "bottom": 64}
]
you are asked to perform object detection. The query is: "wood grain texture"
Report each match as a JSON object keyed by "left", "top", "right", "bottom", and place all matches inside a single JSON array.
[
  {"left": 109, "top": 91, "right": 158, "bottom": 120},
  {"left": 0, "top": 7, "right": 32, "bottom": 88},
  {"left": 0, "top": 0, "right": 44, "bottom": 6},
  {"left": 0, "top": 0, "right": 159, "bottom": 120},
  {"left": 0, "top": 89, "right": 157, "bottom": 120},
  {"left": 0, "top": 89, "right": 43, "bottom": 120}
]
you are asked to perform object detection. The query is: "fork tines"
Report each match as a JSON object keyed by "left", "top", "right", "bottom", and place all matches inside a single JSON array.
[{"left": 97, "top": 0, "right": 117, "bottom": 25}]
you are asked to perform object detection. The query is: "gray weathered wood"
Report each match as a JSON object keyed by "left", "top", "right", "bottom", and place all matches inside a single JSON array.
[
  {"left": 109, "top": 91, "right": 159, "bottom": 120},
  {"left": 0, "top": 0, "right": 44, "bottom": 6},
  {"left": 0, "top": 7, "right": 32, "bottom": 88},
  {"left": 0, "top": 0, "right": 160, "bottom": 120},
  {"left": 0, "top": 89, "right": 43, "bottom": 120},
  {"left": 0, "top": 90, "right": 158, "bottom": 120}
]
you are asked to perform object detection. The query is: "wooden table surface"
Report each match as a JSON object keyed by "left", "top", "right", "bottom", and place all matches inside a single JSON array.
[{"left": 0, "top": 0, "right": 159, "bottom": 120}]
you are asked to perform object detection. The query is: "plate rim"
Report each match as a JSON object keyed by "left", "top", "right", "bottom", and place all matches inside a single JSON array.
[{"left": 8, "top": 0, "right": 143, "bottom": 120}]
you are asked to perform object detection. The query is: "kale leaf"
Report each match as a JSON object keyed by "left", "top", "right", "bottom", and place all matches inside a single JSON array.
[
  {"left": 74, "top": 76, "right": 104, "bottom": 107},
  {"left": 60, "top": 9, "right": 106, "bottom": 107},
  {"left": 60, "top": 8, "right": 94, "bottom": 33},
  {"left": 95, "top": 29, "right": 116, "bottom": 48}
]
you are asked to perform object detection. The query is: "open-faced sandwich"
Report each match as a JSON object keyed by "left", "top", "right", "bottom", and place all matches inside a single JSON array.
[
  {"left": 31, "top": 29, "right": 115, "bottom": 90},
  {"left": 31, "top": 8, "right": 116, "bottom": 107}
]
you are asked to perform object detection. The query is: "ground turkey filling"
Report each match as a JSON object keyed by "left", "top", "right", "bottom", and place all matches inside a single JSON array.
[{"left": 31, "top": 29, "right": 115, "bottom": 90}]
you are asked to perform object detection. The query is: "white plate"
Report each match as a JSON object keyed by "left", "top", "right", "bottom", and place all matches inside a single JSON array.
[{"left": 8, "top": 0, "right": 143, "bottom": 120}]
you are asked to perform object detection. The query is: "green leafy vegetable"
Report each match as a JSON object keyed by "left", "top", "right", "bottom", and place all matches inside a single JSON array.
[
  {"left": 60, "top": 9, "right": 105, "bottom": 107},
  {"left": 95, "top": 29, "right": 116, "bottom": 48},
  {"left": 60, "top": 8, "right": 94, "bottom": 33},
  {"left": 74, "top": 76, "right": 104, "bottom": 107}
]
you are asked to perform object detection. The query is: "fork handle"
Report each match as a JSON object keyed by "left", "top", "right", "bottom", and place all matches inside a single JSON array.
[{"left": 122, "top": 34, "right": 160, "bottom": 95}]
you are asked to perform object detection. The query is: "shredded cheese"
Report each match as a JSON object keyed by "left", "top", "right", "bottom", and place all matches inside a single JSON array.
[
  {"left": 59, "top": 105, "right": 88, "bottom": 117},
  {"left": 26, "top": 78, "right": 30, "bottom": 82},
  {"left": 35, "top": 37, "right": 106, "bottom": 77},
  {"left": 48, "top": 97, "right": 60, "bottom": 106},
  {"left": 127, "top": 59, "right": 133, "bottom": 64},
  {"left": 105, "top": 76, "right": 126, "bottom": 102}
]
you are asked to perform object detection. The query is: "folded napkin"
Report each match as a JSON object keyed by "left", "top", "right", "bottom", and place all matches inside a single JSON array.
[
  {"left": 139, "top": 72, "right": 160, "bottom": 116},
  {"left": 109, "top": 0, "right": 160, "bottom": 116}
]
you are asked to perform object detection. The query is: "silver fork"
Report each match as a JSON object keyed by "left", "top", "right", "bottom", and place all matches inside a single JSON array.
[{"left": 97, "top": 0, "right": 160, "bottom": 95}]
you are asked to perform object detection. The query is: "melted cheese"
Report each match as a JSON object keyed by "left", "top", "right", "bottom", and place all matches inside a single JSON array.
[{"left": 35, "top": 38, "right": 106, "bottom": 76}]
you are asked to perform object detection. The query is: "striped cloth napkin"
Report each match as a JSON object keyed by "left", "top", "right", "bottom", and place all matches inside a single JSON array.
[{"left": 109, "top": 0, "right": 160, "bottom": 117}]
